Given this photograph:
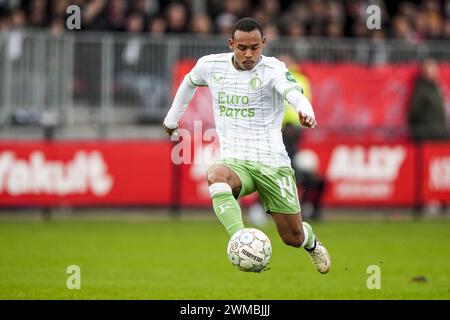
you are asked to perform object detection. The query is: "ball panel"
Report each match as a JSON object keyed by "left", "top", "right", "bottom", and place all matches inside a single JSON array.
[
  {"left": 239, "top": 259, "right": 253, "bottom": 271},
  {"left": 250, "top": 239, "right": 263, "bottom": 253},
  {"left": 239, "top": 232, "right": 254, "bottom": 245},
  {"left": 263, "top": 241, "right": 272, "bottom": 255},
  {"left": 228, "top": 252, "right": 240, "bottom": 266},
  {"left": 254, "top": 229, "right": 268, "bottom": 241}
]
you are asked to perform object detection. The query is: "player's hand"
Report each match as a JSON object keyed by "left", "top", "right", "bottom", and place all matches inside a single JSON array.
[
  {"left": 162, "top": 123, "right": 179, "bottom": 137},
  {"left": 298, "top": 112, "right": 317, "bottom": 128}
]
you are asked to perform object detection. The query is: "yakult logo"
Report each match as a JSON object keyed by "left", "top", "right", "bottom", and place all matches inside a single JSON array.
[
  {"left": 0, "top": 151, "right": 113, "bottom": 196},
  {"left": 327, "top": 145, "right": 406, "bottom": 199}
]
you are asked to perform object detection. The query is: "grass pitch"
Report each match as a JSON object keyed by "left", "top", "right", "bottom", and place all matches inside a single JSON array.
[{"left": 0, "top": 216, "right": 449, "bottom": 299}]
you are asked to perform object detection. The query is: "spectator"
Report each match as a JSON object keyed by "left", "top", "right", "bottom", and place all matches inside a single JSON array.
[
  {"left": 327, "top": 0, "right": 345, "bottom": 24},
  {"left": 66, "top": 0, "right": 107, "bottom": 31},
  {"left": 251, "top": 8, "right": 271, "bottom": 27},
  {"left": 408, "top": 57, "right": 448, "bottom": 217},
  {"left": 351, "top": 19, "right": 368, "bottom": 38},
  {"left": 189, "top": 12, "right": 213, "bottom": 35},
  {"left": 165, "top": 1, "right": 189, "bottom": 33},
  {"left": 263, "top": 22, "right": 280, "bottom": 41},
  {"left": 413, "top": 12, "right": 429, "bottom": 42},
  {"left": 105, "top": 0, "right": 128, "bottom": 31},
  {"left": 325, "top": 19, "right": 344, "bottom": 38},
  {"left": 215, "top": 12, "right": 236, "bottom": 35},
  {"left": 260, "top": 22, "right": 280, "bottom": 56},
  {"left": 391, "top": 15, "right": 414, "bottom": 41},
  {"left": 132, "top": 0, "right": 159, "bottom": 18},
  {"left": 398, "top": 0, "right": 417, "bottom": 34},
  {"left": 408, "top": 58, "right": 449, "bottom": 141},
  {"left": 444, "top": 19, "right": 450, "bottom": 39},
  {"left": 390, "top": 14, "right": 418, "bottom": 62},
  {"left": 422, "top": 0, "right": 444, "bottom": 39},
  {"left": 214, "top": 0, "right": 249, "bottom": 34},
  {"left": 51, "top": 0, "right": 69, "bottom": 20},
  {"left": 260, "top": 0, "right": 281, "bottom": 18},
  {"left": 221, "top": 0, "right": 249, "bottom": 18},
  {"left": 283, "top": 0, "right": 309, "bottom": 23},
  {"left": 49, "top": 17, "right": 65, "bottom": 36},
  {"left": 284, "top": 21, "right": 306, "bottom": 38},
  {"left": 308, "top": 0, "right": 328, "bottom": 36},
  {"left": 27, "top": 0, "right": 49, "bottom": 27},
  {"left": 0, "top": 13, "right": 8, "bottom": 31},
  {"left": 148, "top": 15, "right": 167, "bottom": 35}
]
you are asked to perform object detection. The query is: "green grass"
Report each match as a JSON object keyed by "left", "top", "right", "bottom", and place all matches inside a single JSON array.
[{"left": 0, "top": 218, "right": 449, "bottom": 299}]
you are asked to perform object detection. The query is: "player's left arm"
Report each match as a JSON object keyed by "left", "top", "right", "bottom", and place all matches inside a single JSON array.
[
  {"left": 273, "top": 63, "right": 317, "bottom": 129},
  {"left": 285, "top": 90, "right": 317, "bottom": 128}
]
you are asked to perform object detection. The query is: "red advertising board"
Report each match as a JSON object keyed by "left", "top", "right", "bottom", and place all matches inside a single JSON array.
[
  {"left": 0, "top": 140, "right": 448, "bottom": 207},
  {"left": 421, "top": 143, "right": 450, "bottom": 204},
  {"left": 298, "top": 141, "right": 417, "bottom": 206},
  {"left": 0, "top": 141, "right": 172, "bottom": 206}
]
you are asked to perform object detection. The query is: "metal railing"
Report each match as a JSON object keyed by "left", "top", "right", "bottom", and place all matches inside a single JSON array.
[{"left": 1, "top": 29, "right": 450, "bottom": 138}]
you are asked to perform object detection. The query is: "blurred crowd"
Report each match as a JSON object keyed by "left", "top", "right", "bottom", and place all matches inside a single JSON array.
[{"left": 0, "top": 0, "right": 450, "bottom": 41}]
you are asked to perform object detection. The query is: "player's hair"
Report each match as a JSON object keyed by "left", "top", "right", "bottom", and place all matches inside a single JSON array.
[{"left": 231, "top": 18, "right": 264, "bottom": 40}]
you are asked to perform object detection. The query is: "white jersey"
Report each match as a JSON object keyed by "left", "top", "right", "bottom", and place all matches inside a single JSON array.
[{"left": 188, "top": 52, "right": 303, "bottom": 167}]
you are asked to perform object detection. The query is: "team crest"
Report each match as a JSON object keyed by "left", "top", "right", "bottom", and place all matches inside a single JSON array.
[{"left": 249, "top": 76, "right": 262, "bottom": 89}]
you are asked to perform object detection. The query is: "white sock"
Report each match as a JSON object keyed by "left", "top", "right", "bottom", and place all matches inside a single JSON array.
[{"left": 301, "top": 223, "right": 316, "bottom": 250}]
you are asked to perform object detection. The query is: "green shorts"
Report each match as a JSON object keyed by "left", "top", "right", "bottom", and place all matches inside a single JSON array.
[{"left": 214, "top": 158, "right": 301, "bottom": 214}]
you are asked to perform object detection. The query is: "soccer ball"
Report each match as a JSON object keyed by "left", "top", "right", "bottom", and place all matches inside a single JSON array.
[{"left": 227, "top": 228, "right": 272, "bottom": 272}]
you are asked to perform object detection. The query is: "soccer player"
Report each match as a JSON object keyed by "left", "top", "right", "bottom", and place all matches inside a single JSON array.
[{"left": 163, "top": 18, "right": 330, "bottom": 273}]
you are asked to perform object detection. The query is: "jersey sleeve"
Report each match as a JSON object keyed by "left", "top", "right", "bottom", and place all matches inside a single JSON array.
[
  {"left": 187, "top": 56, "right": 209, "bottom": 87},
  {"left": 270, "top": 59, "right": 315, "bottom": 118},
  {"left": 272, "top": 61, "right": 303, "bottom": 101}
]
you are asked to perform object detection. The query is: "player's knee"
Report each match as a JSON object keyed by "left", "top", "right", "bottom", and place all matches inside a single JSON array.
[
  {"left": 206, "top": 169, "right": 228, "bottom": 186},
  {"left": 281, "top": 230, "right": 304, "bottom": 248}
]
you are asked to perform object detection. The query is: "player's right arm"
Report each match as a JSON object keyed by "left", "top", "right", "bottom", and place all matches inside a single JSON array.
[{"left": 163, "top": 56, "right": 208, "bottom": 136}]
